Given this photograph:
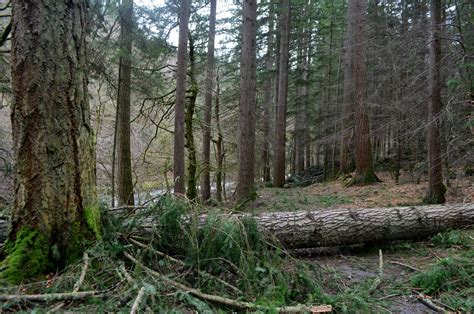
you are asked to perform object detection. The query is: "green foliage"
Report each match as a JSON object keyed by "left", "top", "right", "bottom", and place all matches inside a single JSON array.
[
  {"left": 411, "top": 251, "right": 474, "bottom": 295},
  {"left": 84, "top": 204, "right": 102, "bottom": 240},
  {"left": 432, "top": 230, "right": 471, "bottom": 248},
  {"left": 0, "top": 228, "right": 52, "bottom": 284}
]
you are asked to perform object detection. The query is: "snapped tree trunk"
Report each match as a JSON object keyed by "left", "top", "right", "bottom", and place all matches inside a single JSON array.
[
  {"left": 2, "top": 0, "right": 100, "bottom": 283},
  {"left": 200, "top": 0, "right": 217, "bottom": 202},
  {"left": 273, "top": 0, "right": 290, "bottom": 188},
  {"left": 116, "top": 0, "right": 135, "bottom": 206},
  {"left": 236, "top": 0, "right": 258, "bottom": 201},
  {"left": 424, "top": 0, "right": 446, "bottom": 204},
  {"left": 173, "top": 0, "right": 190, "bottom": 195}
]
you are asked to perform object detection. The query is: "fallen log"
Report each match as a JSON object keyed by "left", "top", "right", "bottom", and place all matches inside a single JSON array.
[{"left": 0, "top": 203, "right": 473, "bottom": 248}]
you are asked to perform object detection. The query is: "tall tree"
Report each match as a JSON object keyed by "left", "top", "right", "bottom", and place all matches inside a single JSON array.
[
  {"left": 340, "top": 0, "right": 355, "bottom": 174},
  {"left": 115, "top": 0, "right": 135, "bottom": 206},
  {"left": 424, "top": 0, "right": 446, "bottom": 203},
  {"left": 236, "top": 0, "right": 258, "bottom": 200},
  {"left": 350, "top": 0, "right": 378, "bottom": 185},
  {"left": 174, "top": 0, "right": 190, "bottom": 195},
  {"left": 200, "top": 0, "right": 217, "bottom": 202},
  {"left": 273, "top": 0, "right": 291, "bottom": 188},
  {"left": 1, "top": 0, "right": 100, "bottom": 283}
]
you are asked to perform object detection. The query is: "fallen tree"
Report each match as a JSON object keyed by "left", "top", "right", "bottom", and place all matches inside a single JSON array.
[{"left": 0, "top": 203, "right": 473, "bottom": 248}]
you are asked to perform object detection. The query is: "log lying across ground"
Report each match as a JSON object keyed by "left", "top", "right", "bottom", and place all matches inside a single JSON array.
[{"left": 0, "top": 203, "right": 473, "bottom": 248}]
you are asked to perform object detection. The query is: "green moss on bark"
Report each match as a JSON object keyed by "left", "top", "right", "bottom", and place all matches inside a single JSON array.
[
  {"left": 84, "top": 205, "right": 102, "bottom": 240},
  {"left": 0, "top": 228, "right": 52, "bottom": 284}
]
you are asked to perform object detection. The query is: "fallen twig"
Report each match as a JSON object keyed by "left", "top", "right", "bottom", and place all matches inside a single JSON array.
[
  {"left": 0, "top": 290, "right": 104, "bottom": 302},
  {"left": 73, "top": 252, "right": 89, "bottom": 292},
  {"left": 413, "top": 291, "right": 447, "bottom": 313},
  {"left": 130, "top": 286, "right": 147, "bottom": 314},
  {"left": 389, "top": 260, "right": 420, "bottom": 272},
  {"left": 370, "top": 249, "right": 384, "bottom": 293},
  {"left": 124, "top": 252, "right": 331, "bottom": 313},
  {"left": 129, "top": 237, "right": 242, "bottom": 294}
]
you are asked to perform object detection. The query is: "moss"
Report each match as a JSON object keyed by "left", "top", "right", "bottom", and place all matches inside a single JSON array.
[
  {"left": 346, "top": 169, "right": 381, "bottom": 187},
  {"left": 0, "top": 228, "right": 52, "bottom": 284},
  {"left": 84, "top": 204, "right": 102, "bottom": 240}
]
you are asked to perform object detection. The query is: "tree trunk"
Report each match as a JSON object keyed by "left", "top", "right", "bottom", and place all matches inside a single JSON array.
[
  {"left": 214, "top": 75, "right": 224, "bottom": 202},
  {"left": 236, "top": 0, "right": 258, "bottom": 200},
  {"left": 350, "top": 0, "right": 379, "bottom": 185},
  {"left": 252, "top": 203, "right": 474, "bottom": 248},
  {"left": 185, "top": 35, "right": 198, "bottom": 201},
  {"left": 116, "top": 0, "right": 135, "bottom": 206},
  {"left": 1, "top": 204, "right": 473, "bottom": 249},
  {"left": 3, "top": 0, "right": 100, "bottom": 283},
  {"left": 200, "top": 0, "right": 217, "bottom": 202},
  {"left": 424, "top": 0, "right": 446, "bottom": 204},
  {"left": 273, "top": 0, "right": 290, "bottom": 188},
  {"left": 173, "top": 0, "right": 190, "bottom": 195},
  {"left": 261, "top": 2, "right": 274, "bottom": 183},
  {"left": 339, "top": 0, "right": 355, "bottom": 175}
]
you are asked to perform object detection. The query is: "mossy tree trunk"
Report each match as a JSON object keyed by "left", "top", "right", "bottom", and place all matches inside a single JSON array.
[
  {"left": 185, "top": 34, "right": 198, "bottom": 201},
  {"left": 214, "top": 75, "right": 224, "bottom": 202},
  {"left": 2, "top": 0, "right": 100, "bottom": 283}
]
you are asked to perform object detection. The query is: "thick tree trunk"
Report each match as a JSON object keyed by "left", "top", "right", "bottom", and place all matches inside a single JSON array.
[
  {"left": 173, "top": 0, "right": 190, "bottom": 195},
  {"left": 273, "top": 0, "right": 290, "bottom": 188},
  {"left": 253, "top": 203, "right": 474, "bottom": 248},
  {"left": 185, "top": 35, "right": 198, "bottom": 201},
  {"left": 200, "top": 0, "right": 217, "bottom": 202},
  {"left": 3, "top": 0, "right": 99, "bottom": 283},
  {"left": 116, "top": 0, "right": 135, "bottom": 206},
  {"left": 350, "top": 0, "right": 379, "bottom": 185},
  {"left": 1, "top": 204, "right": 473, "bottom": 249},
  {"left": 424, "top": 0, "right": 446, "bottom": 204},
  {"left": 236, "top": 0, "right": 258, "bottom": 200}
]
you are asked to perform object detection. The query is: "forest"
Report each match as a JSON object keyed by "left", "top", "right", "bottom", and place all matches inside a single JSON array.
[{"left": 0, "top": 0, "right": 473, "bottom": 312}]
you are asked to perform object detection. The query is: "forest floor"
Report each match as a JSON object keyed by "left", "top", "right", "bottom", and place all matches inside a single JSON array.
[{"left": 245, "top": 172, "right": 474, "bottom": 312}]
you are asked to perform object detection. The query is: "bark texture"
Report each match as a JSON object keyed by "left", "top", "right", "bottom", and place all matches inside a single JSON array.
[
  {"left": 116, "top": 0, "right": 135, "bottom": 206},
  {"left": 236, "top": 0, "right": 257, "bottom": 200},
  {"left": 3, "top": 0, "right": 99, "bottom": 283},
  {"left": 273, "top": 0, "right": 290, "bottom": 188},
  {"left": 200, "top": 0, "right": 216, "bottom": 202},
  {"left": 252, "top": 203, "right": 474, "bottom": 248},
  {"left": 424, "top": 0, "right": 446, "bottom": 204},
  {"left": 173, "top": 0, "right": 190, "bottom": 195},
  {"left": 214, "top": 75, "right": 224, "bottom": 202}
]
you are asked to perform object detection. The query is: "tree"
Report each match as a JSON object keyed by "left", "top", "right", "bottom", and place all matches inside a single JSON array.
[
  {"left": 115, "top": 0, "right": 135, "bottom": 206},
  {"left": 1, "top": 0, "right": 100, "bottom": 283},
  {"left": 200, "top": 0, "right": 217, "bottom": 202},
  {"left": 424, "top": 0, "right": 446, "bottom": 204},
  {"left": 261, "top": 1, "right": 274, "bottom": 183},
  {"left": 236, "top": 0, "right": 258, "bottom": 200},
  {"left": 349, "top": 0, "right": 379, "bottom": 185},
  {"left": 273, "top": 0, "right": 291, "bottom": 188},
  {"left": 174, "top": 0, "right": 190, "bottom": 195}
]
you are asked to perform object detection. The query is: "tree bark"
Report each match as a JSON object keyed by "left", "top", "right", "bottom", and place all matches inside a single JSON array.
[
  {"left": 236, "top": 0, "right": 258, "bottom": 200},
  {"left": 200, "top": 0, "right": 216, "bottom": 202},
  {"left": 273, "top": 0, "right": 290, "bottom": 188},
  {"left": 173, "top": 0, "right": 190, "bottom": 195},
  {"left": 214, "top": 75, "right": 224, "bottom": 202},
  {"left": 116, "top": 0, "right": 135, "bottom": 206},
  {"left": 3, "top": 0, "right": 99, "bottom": 283},
  {"left": 424, "top": 0, "right": 446, "bottom": 204}
]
